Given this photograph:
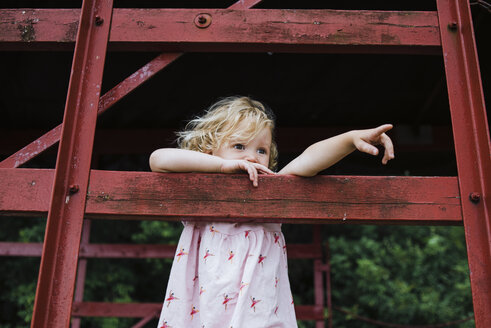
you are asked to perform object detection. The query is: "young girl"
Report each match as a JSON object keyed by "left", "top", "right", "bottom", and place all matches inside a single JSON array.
[{"left": 150, "top": 96, "right": 394, "bottom": 328}]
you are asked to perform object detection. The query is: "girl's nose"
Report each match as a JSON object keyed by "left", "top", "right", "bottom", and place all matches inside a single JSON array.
[{"left": 244, "top": 152, "right": 258, "bottom": 163}]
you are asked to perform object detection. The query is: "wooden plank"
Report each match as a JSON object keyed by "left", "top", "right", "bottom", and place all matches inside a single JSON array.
[
  {"left": 71, "top": 302, "right": 323, "bottom": 320},
  {"left": 0, "top": 9, "right": 441, "bottom": 53},
  {"left": 0, "top": 242, "right": 322, "bottom": 259},
  {"left": 0, "top": 169, "right": 462, "bottom": 225}
]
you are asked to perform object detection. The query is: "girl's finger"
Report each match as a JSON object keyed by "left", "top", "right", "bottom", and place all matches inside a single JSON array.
[
  {"left": 247, "top": 164, "right": 258, "bottom": 187},
  {"left": 380, "top": 134, "right": 395, "bottom": 160},
  {"left": 255, "top": 164, "right": 274, "bottom": 175},
  {"left": 356, "top": 140, "right": 379, "bottom": 156},
  {"left": 372, "top": 124, "right": 393, "bottom": 137}
]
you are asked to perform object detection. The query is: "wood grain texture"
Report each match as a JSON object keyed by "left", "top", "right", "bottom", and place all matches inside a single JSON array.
[
  {"left": 0, "top": 9, "right": 440, "bottom": 53},
  {"left": 0, "top": 169, "right": 461, "bottom": 225}
]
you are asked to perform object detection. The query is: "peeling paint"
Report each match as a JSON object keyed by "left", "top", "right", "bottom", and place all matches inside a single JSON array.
[
  {"left": 17, "top": 19, "right": 36, "bottom": 42},
  {"left": 138, "top": 65, "right": 154, "bottom": 80},
  {"left": 381, "top": 33, "right": 399, "bottom": 44},
  {"left": 63, "top": 21, "right": 79, "bottom": 42}
]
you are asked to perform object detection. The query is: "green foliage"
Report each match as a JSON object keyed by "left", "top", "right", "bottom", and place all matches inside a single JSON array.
[
  {"left": 327, "top": 225, "right": 474, "bottom": 327},
  {"left": 0, "top": 218, "right": 474, "bottom": 328}
]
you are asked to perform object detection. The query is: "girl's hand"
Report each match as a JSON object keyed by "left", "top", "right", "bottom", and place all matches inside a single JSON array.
[
  {"left": 352, "top": 124, "right": 395, "bottom": 164},
  {"left": 220, "top": 159, "right": 275, "bottom": 187}
]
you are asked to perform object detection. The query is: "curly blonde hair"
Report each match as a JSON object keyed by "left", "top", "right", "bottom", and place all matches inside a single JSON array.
[{"left": 177, "top": 96, "right": 278, "bottom": 170}]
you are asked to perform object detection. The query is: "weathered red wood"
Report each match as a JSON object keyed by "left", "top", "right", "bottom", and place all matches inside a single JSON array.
[
  {"left": 437, "top": 0, "right": 491, "bottom": 326},
  {"left": 0, "top": 169, "right": 462, "bottom": 224},
  {"left": 0, "top": 241, "right": 321, "bottom": 259},
  {"left": 0, "top": 9, "right": 441, "bottom": 53},
  {"left": 324, "top": 243, "right": 333, "bottom": 328},
  {"left": 71, "top": 220, "right": 91, "bottom": 328},
  {"left": 30, "top": 1, "right": 113, "bottom": 327},
  {"left": 71, "top": 302, "right": 323, "bottom": 320},
  {"left": 71, "top": 302, "right": 161, "bottom": 318},
  {"left": 0, "top": 242, "right": 43, "bottom": 256}
]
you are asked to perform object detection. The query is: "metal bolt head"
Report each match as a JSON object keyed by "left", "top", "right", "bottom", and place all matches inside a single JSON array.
[
  {"left": 69, "top": 184, "right": 79, "bottom": 194},
  {"left": 95, "top": 15, "right": 104, "bottom": 26},
  {"left": 448, "top": 21, "right": 458, "bottom": 31},
  {"left": 194, "top": 13, "right": 212, "bottom": 28},
  {"left": 469, "top": 192, "right": 481, "bottom": 203},
  {"left": 198, "top": 16, "right": 207, "bottom": 24}
]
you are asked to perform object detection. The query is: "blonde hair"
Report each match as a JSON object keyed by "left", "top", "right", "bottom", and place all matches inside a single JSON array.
[{"left": 177, "top": 96, "right": 278, "bottom": 170}]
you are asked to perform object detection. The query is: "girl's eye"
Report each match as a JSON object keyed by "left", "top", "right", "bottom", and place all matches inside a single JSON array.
[
  {"left": 233, "top": 144, "right": 245, "bottom": 150},
  {"left": 257, "top": 148, "right": 267, "bottom": 155}
]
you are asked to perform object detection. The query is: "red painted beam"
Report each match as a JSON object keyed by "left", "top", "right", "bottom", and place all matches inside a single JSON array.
[
  {"left": 437, "top": 0, "right": 491, "bottom": 327},
  {"left": 71, "top": 302, "right": 323, "bottom": 320},
  {"left": 30, "top": 1, "right": 113, "bottom": 327},
  {"left": 0, "top": 241, "right": 321, "bottom": 259},
  {"left": 0, "top": 9, "right": 441, "bottom": 53},
  {"left": 0, "top": 169, "right": 462, "bottom": 224},
  {"left": 0, "top": 242, "right": 43, "bottom": 256}
]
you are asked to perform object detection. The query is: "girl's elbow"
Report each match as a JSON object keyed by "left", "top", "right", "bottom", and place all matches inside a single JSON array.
[
  {"left": 278, "top": 167, "right": 318, "bottom": 177},
  {"left": 149, "top": 149, "right": 170, "bottom": 172}
]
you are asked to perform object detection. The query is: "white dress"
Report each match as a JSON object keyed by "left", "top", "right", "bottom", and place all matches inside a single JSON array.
[{"left": 157, "top": 221, "right": 298, "bottom": 328}]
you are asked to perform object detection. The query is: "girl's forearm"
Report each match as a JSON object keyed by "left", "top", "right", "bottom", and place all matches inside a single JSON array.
[
  {"left": 149, "top": 148, "right": 223, "bottom": 173},
  {"left": 278, "top": 131, "right": 356, "bottom": 177}
]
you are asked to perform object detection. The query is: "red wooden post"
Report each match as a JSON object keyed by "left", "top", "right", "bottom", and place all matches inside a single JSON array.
[
  {"left": 30, "top": 0, "right": 113, "bottom": 327},
  {"left": 71, "top": 220, "right": 91, "bottom": 328},
  {"left": 325, "top": 241, "right": 333, "bottom": 328},
  {"left": 313, "top": 227, "right": 325, "bottom": 328},
  {"left": 436, "top": 0, "right": 491, "bottom": 327}
]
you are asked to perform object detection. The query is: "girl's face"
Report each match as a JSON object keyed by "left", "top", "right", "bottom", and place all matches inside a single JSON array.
[{"left": 212, "top": 125, "right": 272, "bottom": 168}]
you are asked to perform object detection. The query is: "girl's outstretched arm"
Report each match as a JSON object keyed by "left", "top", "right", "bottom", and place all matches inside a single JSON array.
[
  {"left": 278, "top": 124, "right": 395, "bottom": 177},
  {"left": 149, "top": 148, "right": 274, "bottom": 186}
]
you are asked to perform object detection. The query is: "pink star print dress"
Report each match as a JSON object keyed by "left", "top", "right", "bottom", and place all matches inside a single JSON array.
[{"left": 157, "top": 222, "right": 298, "bottom": 328}]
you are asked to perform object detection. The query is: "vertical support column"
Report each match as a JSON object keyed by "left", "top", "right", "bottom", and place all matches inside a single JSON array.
[
  {"left": 30, "top": 0, "right": 113, "bottom": 327},
  {"left": 313, "top": 226, "right": 325, "bottom": 328},
  {"left": 436, "top": 1, "right": 491, "bottom": 327},
  {"left": 324, "top": 241, "right": 333, "bottom": 328},
  {"left": 71, "top": 220, "right": 91, "bottom": 328}
]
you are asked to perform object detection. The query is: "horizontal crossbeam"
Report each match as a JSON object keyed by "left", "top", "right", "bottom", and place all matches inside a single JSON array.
[
  {"left": 1, "top": 9, "right": 440, "bottom": 53},
  {"left": 0, "top": 241, "right": 322, "bottom": 259},
  {"left": 0, "top": 169, "right": 461, "bottom": 224},
  {"left": 71, "top": 302, "right": 323, "bottom": 320}
]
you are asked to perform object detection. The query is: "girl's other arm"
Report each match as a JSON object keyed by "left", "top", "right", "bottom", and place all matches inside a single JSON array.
[
  {"left": 149, "top": 148, "right": 224, "bottom": 173},
  {"left": 278, "top": 124, "right": 394, "bottom": 177},
  {"left": 149, "top": 148, "right": 273, "bottom": 187}
]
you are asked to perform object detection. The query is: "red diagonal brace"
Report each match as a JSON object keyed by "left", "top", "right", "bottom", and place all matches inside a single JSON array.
[
  {"left": 30, "top": 0, "right": 113, "bottom": 327},
  {"left": 0, "top": 0, "right": 261, "bottom": 169},
  {"left": 436, "top": 0, "right": 491, "bottom": 327},
  {"left": 0, "top": 53, "right": 180, "bottom": 168}
]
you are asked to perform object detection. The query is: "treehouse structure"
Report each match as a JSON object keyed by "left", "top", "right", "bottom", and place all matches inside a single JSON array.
[{"left": 0, "top": 0, "right": 490, "bottom": 327}]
